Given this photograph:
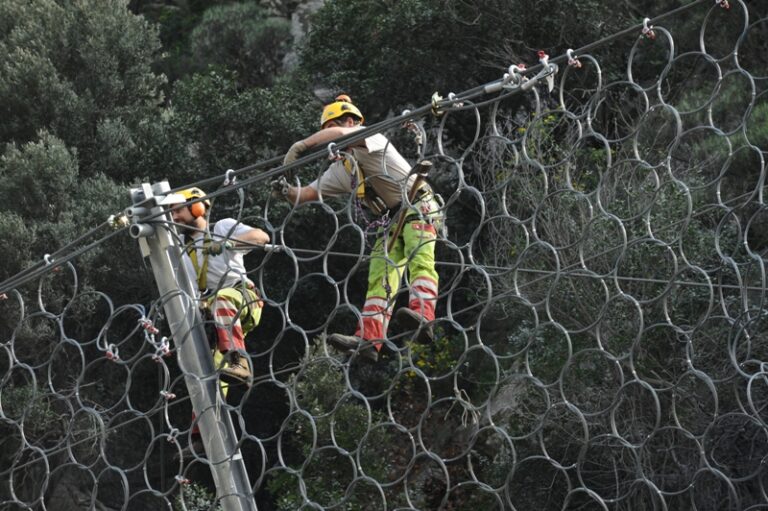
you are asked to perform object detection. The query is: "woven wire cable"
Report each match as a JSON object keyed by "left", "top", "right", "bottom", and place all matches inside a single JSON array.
[{"left": 3, "top": 1, "right": 768, "bottom": 509}]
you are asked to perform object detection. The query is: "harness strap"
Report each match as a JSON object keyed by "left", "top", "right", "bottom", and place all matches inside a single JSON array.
[
  {"left": 186, "top": 236, "right": 210, "bottom": 291},
  {"left": 343, "top": 158, "right": 366, "bottom": 200}
]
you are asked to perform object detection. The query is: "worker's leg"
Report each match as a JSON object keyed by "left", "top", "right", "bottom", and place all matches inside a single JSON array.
[
  {"left": 185, "top": 289, "right": 262, "bottom": 453},
  {"left": 403, "top": 215, "right": 439, "bottom": 322},
  {"left": 353, "top": 229, "right": 405, "bottom": 343},
  {"left": 210, "top": 287, "right": 262, "bottom": 351},
  {"left": 210, "top": 287, "right": 261, "bottom": 382},
  {"left": 210, "top": 290, "right": 246, "bottom": 353}
]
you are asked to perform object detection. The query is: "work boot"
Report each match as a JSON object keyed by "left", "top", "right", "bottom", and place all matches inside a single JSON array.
[
  {"left": 219, "top": 350, "right": 253, "bottom": 385},
  {"left": 175, "top": 437, "right": 205, "bottom": 461},
  {"left": 394, "top": 308, "right": 434, "bottom": 344},
  {"left": 327, "top": 334, "right": 379, "bottom": 362}
]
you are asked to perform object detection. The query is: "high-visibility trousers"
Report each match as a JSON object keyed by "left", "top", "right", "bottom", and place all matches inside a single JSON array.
[
  {"left": 355, "top": 193, "right": 442, "bottom": 342},
  {"left": 207, "top": 286, "right": 262, "bottom": 353},
  {"left": 192, "top": 286, "right": 262, "bottom": 434}
]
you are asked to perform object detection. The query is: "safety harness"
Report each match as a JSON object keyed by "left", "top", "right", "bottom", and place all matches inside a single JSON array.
[
  {"left": 186, "top": 235, "right": 257, "bottom": 292},
  {"left": 343, "top": 158, "right": 367, "bottom": 202},
  {"left": 343, "top": 157, "right": 394, "bottom": 218},
  {"left": 186, "top": 235, "right": 212, "bottom": 292},
  {"left": 343, "top": 155, "right": 436, "bottom": 222}
]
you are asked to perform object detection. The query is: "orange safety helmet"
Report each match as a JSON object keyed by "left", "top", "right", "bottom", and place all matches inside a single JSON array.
[
  {"left": 178, "top": 187, "right": 210, "bottom": 218},
  {"left": 320, "top": 94, "right": 364, "bottom": 128}
]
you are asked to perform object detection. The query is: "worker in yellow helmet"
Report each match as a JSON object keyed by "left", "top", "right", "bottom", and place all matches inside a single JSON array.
[
  {"left": 172, "top": 187, "right": 270, "bottom": 383},
  {"left": 272, "top": 95, "right": 443, "bottom": 362}
]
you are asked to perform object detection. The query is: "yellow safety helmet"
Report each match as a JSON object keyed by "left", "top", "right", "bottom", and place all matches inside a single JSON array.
[
  {"left": 178, "top": 187, "right": 210, "bottom": 218},
  {"left": 320, "top": 94, "right": 364, "bottom": 128}
]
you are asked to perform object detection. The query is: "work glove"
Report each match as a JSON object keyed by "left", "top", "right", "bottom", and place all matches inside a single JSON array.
[
  {"left": 207, "top": 240, "right": 234, "bottom": 256},
  {"left": 271, "top": 176, "right": 290, "bottom": 200},
  {"left": 283, "top": 140, "right": 308, "bottom": 166}
]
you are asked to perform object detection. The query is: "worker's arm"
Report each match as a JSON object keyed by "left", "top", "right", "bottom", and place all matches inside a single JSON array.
[
  {"left": 232, "top": 227, "right": 269, "bottom": 247},
  {"left": 282, "top": 126, "right": 366, "bottom": 170},
  {"left": 277, "top": 126, "right": 364, "bottom": 205},
  {"left": 286, "top": 184, "right": 319, "bottom": 204},
  {"left": 213, "top": 223, "right": 269, "bottom": 247},
  {"left": 300, "top": 125, "right": 366, "bottom": 150},
  {"left": 208, "top": 222, "right": 270, "bottom": 255}
]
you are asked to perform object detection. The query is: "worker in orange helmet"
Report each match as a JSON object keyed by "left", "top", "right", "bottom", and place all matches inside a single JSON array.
[{"left": 272, "top": 95, "right": 443, "bottom": 362}]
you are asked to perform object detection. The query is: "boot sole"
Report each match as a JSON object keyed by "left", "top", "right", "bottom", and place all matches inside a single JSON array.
[
  {"left": 327, "top": 339, "right": 359, "bottom": 352},
  {"left": 218, "top": 371, "right": 253, "bottom": 386},
  {"left": 327, "top": 337, "right": 380, "bottom": 362},
  {"left": 395, "top": 310, "right": 434, "bottom": 345}
]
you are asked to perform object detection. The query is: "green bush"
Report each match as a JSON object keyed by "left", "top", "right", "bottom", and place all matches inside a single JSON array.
[
  {"left": 174, "top": 481, "right": 221, "bottom": 511},
  {"left": 190, "top": 3, "right": 291, "bottom": 88},
  {"left": 0, "top": 0, "right": 165, "bottom": 178},
  {"left": 1, "top": 383, "right": 62, "bottom": 441},
  {"left": 267, "top": 345, "right": 392, "bottom": 510}
]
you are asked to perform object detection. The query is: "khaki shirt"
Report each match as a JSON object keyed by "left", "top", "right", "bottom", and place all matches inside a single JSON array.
[{"left": 308, "top": 133, "right": 414, "bottom": 209}]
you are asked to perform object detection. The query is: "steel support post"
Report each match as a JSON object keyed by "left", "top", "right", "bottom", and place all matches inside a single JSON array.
[{"left": 128, "top": 181, "right": 256, "bottom": 511}]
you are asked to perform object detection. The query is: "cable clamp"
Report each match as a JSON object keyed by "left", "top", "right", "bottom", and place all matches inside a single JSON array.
[
  {"left": 642, "top": 18, "right": 656, "bottom": 40},
  {"left": 716, "top": 0, "right": 730, "bottom": 8},
  {"left": 108, "top": 214, "right": 129, "bottom": 230},
  {"left": 160, "top": 390, "right": 176, "bottom": 401},
  {"left": 402, "top": 115, "right": 424, "bottom": 146},
  {"left": 139, "top": 317, "right": 160, "bottom": 335},
  {"left": 567, "top": 49, "right": 582, "bottom": 68},
  {"left": 508, "top": 64, "right": 526, "bottom": 85},
  {"left": 401, "top": 109, "right": 417, "bottom": 135},
  {"left": 327, "top": 142, "right": 342, "bottom": 161},
  {"left": 105, "top": 344, "right": 120, "bottom": 362},
  {"left": 501, "top": 63, "right": 528, "bottom": 91},
  {"left": 152, "top": 337, "right": 171, "bottom": 361},
  {"left": 447, "top": 92, "right": 464, "bottom": 109},
  {"left": 167, "top": 428, "right": 179, "bottom": 442},
  {"left": 223, "top": 168, "right": 237, "bottom": 186},
  {"left": 431, "top": 91, "right": 444, "bottom": 116},
  {"left": 537, "top": 51, "right": 557, "bottom": 91},
  {"left": 175, "top": 475, "right": 191, "bottom": 485},
  {"left": 43, "top": 254, "right": 62, "bottom": 273}
]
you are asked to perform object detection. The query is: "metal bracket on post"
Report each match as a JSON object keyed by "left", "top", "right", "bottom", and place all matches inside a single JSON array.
[{"left": 128, "top": 181, "right": 257, "bottom": 511}]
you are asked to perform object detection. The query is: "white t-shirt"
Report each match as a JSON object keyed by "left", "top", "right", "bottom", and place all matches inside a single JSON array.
[
  {"left": 185, "top": 218, "right": 254, "bottom": 291},
  {"left": 308, "top": 133, "right": 414, "bottom": 209}
]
